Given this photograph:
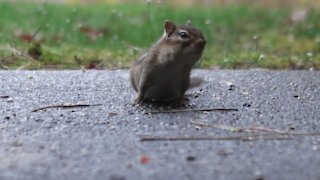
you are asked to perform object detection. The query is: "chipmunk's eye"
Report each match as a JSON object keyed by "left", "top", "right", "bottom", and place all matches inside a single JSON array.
[{"left": 179, "top": 31, "right": 189, "bottom": 39}]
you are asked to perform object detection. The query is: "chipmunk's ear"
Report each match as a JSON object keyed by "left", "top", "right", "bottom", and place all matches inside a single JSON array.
[
  {"left": 186, "top": 20, "right": 192, "bottom": 26},
  {"left": 164, "top": 20, "right": 176, "bottom": 37}
]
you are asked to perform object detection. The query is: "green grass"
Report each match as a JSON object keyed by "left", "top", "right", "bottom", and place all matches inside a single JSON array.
[{"left": 0, "top": 1, "right": 319, "bottom": 70}]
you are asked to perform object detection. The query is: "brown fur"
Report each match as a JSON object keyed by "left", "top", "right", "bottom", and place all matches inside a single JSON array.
[{"left": 130, "top": 20, "right": 206, "bottom": 104}]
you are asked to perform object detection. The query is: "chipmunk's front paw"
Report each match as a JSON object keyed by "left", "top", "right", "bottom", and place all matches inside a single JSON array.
[
  {"left": 133, "top": 98, "right": 141, "bottom": 106},
  {"left": 133, "top": 93, "right": 143, "bottom": 106}
]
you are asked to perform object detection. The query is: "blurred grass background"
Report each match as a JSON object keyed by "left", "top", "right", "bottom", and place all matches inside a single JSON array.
[{"left": 0, "top": 0, "right": 319, "bottom": 70}]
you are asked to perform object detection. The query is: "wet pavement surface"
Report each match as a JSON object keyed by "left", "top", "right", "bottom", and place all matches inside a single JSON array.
[{"left": 0, "top": 70, "right": 320, "bottom": 180}]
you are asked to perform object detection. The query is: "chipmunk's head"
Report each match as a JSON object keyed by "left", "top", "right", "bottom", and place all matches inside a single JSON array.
[{"left": 162, "top": 20, "right": 206, "bottom": 65}]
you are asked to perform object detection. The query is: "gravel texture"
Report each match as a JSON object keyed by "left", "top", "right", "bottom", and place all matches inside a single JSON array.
[{"left": 0, "top": 70, "right": 320, "bottom": 180}]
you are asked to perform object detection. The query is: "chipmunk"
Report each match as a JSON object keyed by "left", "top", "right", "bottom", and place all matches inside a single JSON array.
[{"left": 130, "top": 20, "right": 206, "bottom": 104}]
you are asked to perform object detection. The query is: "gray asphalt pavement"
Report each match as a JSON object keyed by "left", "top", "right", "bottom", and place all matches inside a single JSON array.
[{"left": 0, "top": 70, "right": 320, "bottom": 180}]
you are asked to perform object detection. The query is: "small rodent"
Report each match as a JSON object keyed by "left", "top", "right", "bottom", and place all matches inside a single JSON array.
[{"left": 130, "top": 20, "right": 206, "bottom": 104}]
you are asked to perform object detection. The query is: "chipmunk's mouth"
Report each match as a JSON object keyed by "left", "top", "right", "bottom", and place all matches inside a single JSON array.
[
  {"left": 189, "top": 39, "right": 205, "bottom": 52},
  {"left": 197, "top": 38, "right": 206, "bottom": 49}
]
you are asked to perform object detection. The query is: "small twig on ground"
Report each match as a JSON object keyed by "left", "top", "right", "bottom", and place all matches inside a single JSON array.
[
  {"left": 140, "top": 134, "right": 292, "bottom": 142},
  {"left": 16, "top": 62, "right": 32, "bottom": 70},
  {"left": 144, "top": 108, "right": 238, "bottom": 114},
  {"left": 0, "top": 95, "right": 9, "bottom": 98},
  {"left": 31, "top": 104, "right": 102, "bottom": 112},
  {"left": 28, "top": 28, "right": 41, "bottom": 44},
  {"left": 190, "top": 121, "right": 320, "bottom": 135},
  {"left": 0, "top": 45, "right": 38, "bottom": 62},
  {"left": 109, "top": 112, "right": 124, "bottom": 116}
]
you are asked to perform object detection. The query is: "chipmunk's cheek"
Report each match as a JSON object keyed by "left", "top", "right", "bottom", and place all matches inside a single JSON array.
[{"left": 187, "top": 43, "right": 201, "bottom": 53}]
